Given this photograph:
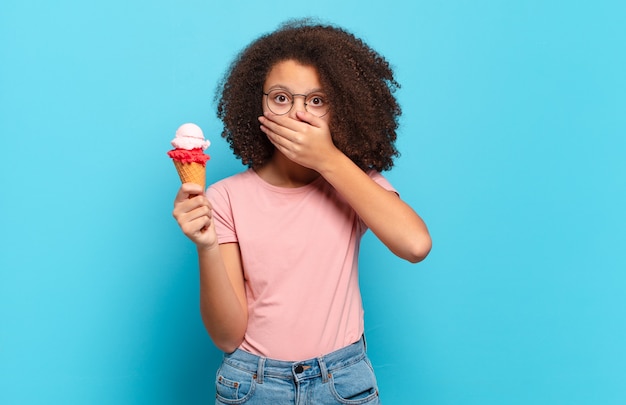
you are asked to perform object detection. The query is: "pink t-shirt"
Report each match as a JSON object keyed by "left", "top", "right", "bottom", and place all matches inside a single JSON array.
[{"left": 207, "top": 169, "right": 395, "bottom": 361}]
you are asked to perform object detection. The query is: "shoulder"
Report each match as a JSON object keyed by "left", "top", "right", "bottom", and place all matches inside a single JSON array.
[
  {"left": 213, "top": 168, "right": 256, "bottom": 186},
  {"left": 205, "top": 170, "right": 258, "bottom": 225},
  {"left": 205, "top": 170, "right": 256, "bottom": 210},
  {"left": 208, "top": 169, "right": 256, "bottom": 193}
]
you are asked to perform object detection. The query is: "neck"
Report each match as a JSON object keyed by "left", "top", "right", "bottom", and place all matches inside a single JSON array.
[{"left": 255, "top": 152, "right": 320, "bottom": 188}]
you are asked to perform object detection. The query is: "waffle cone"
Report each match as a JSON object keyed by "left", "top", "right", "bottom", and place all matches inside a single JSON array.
[{"left": 172, "top": 160, "right": 206, "bottom": 190}]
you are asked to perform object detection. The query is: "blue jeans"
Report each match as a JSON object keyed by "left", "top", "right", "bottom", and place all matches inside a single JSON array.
[{"left": 214, "top": 336, "right": 381, "bottom": 404}]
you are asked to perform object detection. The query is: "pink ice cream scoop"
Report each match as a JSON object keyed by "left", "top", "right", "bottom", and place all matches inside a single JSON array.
[{"left": 170, "top": 123, "right": 211, "bottom": 150}]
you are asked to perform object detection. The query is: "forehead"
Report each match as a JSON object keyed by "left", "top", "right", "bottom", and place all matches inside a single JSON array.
[{"left": 264, "top": 60, "right": 322, "bottom": 91}]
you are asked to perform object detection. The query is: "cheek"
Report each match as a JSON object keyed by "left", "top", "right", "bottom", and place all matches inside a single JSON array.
[{"left": 322, "top": 111, "right": 332, "bottom": 125}]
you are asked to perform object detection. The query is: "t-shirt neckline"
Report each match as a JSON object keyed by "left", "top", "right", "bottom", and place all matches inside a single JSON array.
[{"left": 248, "top": 168, "right": 325, "bottom": 194}]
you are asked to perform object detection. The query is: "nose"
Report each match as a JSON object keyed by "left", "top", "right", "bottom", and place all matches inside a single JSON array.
[{"left": 289, "top": 95, "right": 307, "bottom": 119}]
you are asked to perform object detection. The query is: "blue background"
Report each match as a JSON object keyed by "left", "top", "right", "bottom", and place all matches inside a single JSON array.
[{"left": 1, "top": 0, "right": 625, "bottom": 404}]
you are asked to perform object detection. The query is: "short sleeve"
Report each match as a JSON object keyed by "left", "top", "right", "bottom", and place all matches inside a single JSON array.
[
  {"left": 355, "top": 171, "right": 398, "bottom": 233},
  {"left": 206, "top": 183, "right": 238, "bottom": 244},
  {"left": 367, "top": 170, "right": 398, "bottom": 195}
]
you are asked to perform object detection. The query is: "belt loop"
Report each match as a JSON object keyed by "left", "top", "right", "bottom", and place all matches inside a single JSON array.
[
  {"left": 256, "top": 357, "right": 265, "bottom": 384},
  {"left": 362, "top": 334, "right": 367, "bottom": 352},
  {"left": 318, "top": 356, "right": 329, "bottom": 383}
]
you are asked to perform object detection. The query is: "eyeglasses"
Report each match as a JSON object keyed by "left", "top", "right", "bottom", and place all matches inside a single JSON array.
[{"left": 262, "top": 89, "right": 329, "bottom": 117}]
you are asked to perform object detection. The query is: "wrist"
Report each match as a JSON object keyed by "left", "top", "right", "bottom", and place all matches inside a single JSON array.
[
  {"left": 196, "top": 242, "right": 220, "bottom": 254},
  {"left": 317, "top": 149, "right": 352, "bottom": 178}
]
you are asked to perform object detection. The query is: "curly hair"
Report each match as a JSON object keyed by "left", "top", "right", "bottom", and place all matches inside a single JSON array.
[{"left": 216, "top": 19, "right": 401, "bottom": 172}]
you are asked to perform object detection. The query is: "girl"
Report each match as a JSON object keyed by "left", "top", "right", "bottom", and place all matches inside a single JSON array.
[{"left": 173, "top": 19, "right": 431, "bottom": 404}]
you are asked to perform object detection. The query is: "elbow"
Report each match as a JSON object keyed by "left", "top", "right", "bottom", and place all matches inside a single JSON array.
[
  {"left": 404, "top": 235, "right": 432, "bottom": 264},
  {"left": 202, "top": 314, "right": 247, "bottom": 354},
  {"left": 210, "top": 330, "right": 245, "bottom": 354},
  {"left": 215, "top": 338, "right": 244, "bottom": 354}
]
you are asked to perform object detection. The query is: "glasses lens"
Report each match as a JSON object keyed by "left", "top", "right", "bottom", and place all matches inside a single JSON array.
[
  {"left": 266, "top": 90, "right": 292, "bottom": 115},
  {"left": 304, "top": 94, "right": 329, "bottom": 117}
]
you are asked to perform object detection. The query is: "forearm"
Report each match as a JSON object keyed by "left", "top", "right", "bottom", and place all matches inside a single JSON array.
[
  {"left": 197, "top": 244, "right": 248, "bottom": 352},
  {"left": 319, "top": 152, "right": 431, "bottom": 263}
]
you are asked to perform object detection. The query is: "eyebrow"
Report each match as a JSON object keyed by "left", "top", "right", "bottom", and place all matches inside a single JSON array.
[{"left": 266, "top": 85, "right": 325, "bottom": 94}]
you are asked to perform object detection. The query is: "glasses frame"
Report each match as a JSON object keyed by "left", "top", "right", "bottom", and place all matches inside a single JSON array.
[{"left": 262, "top": 89, "right": 330, "bottom": 118}]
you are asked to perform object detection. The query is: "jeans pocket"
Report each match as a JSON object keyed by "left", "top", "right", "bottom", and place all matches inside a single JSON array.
[
  {"left": 215, "top": 362, "right": 256, "bottom": 404},
  {"left": 328, "top": 357, "right": 380, "bottom": 404}
]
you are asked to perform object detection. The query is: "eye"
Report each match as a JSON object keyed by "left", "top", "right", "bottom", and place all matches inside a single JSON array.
[
  {"left": 270, "top": 91, "right": 292, "bottom": 105},
  {"left": 307, "top": 95, "right": 326, "bottom": 107}
]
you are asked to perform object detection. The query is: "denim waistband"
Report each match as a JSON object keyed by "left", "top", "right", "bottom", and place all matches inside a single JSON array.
[{"left": 222, "top": 336, "right": 367, "bottom": 383}]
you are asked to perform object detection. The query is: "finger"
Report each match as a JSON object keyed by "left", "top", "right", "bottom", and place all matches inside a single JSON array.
[
  {"left": 294, "top": 110, "right": 322, "bottom": 127},
  {"left": 187, "top": 201, "right": 212, "bottom": 219},
  {"left": 271, "top": 110, "right": 323, "bottom": 131},
  {"left": 181, "top": 214, "right": 212, "bottom": 237},
  {"left": 259, "top": 115, "right": 285, "bottom": 136},
  {"left": 260, "top": 113, "right": 305, "bottom": 133},
  {"left": 259, "top": 120, "right": 290, "bottom": 147},
  {"left": 173, "top": 193, "right": 211, "bottom": 222},
  {"left": 175, "top": 202, "right": 212, "bottom": 232},
  {"left": 262, "top": 117, "right": 309, "bottom": 145},
  {"left": 182, "top": 182, "right": 205, "bottom": 197},
  {"left": 174, "top": 183, "right": 205, "bottom": 203},
  {"left": 261, "top": 126, "right": 295, "bottom": 157}
]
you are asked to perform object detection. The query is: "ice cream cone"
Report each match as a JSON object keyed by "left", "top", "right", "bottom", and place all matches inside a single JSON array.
[
  {"left": 168, "top": 123, "right": 209, "bottom": 191},
  {"left": 173, "top": 160, "right": 206, "bottom": 190}
]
